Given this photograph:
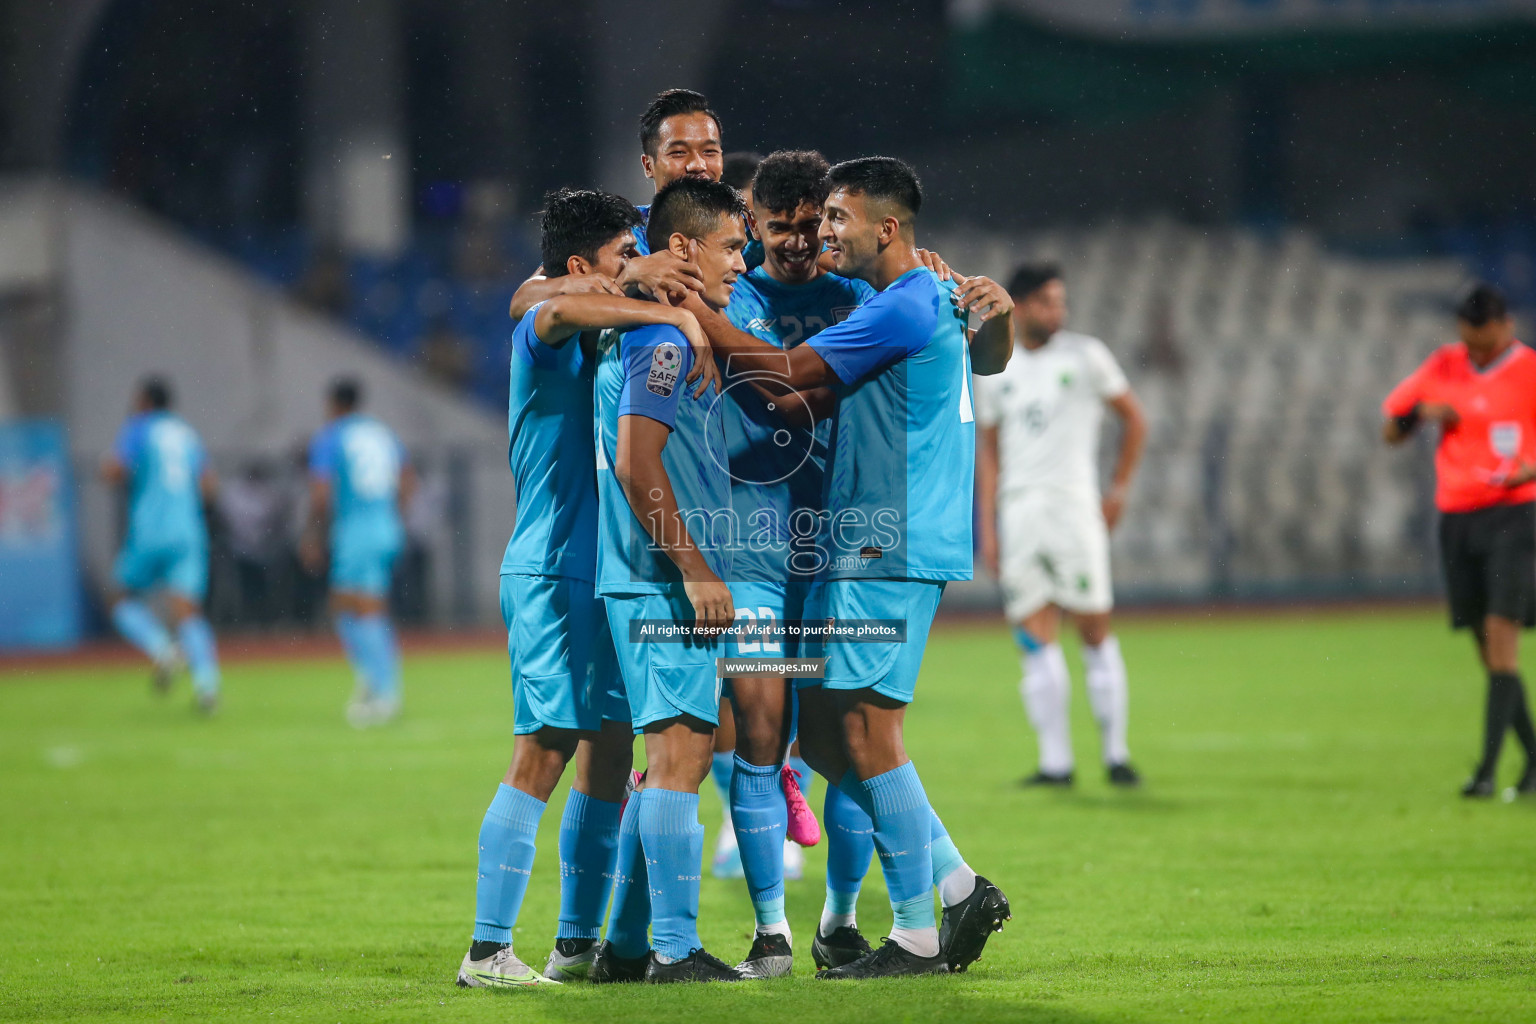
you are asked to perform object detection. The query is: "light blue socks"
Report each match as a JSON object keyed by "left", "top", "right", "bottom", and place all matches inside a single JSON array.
[
  {"left": 555, "top": 790, "right": 621, "bottom": 941},
  {"left": 638, "top": 788, "right": 705, "bottom": 961},
  {"left": 175, "top": 616, "right": 220, "bottom": 697},
  {"left": 730, "top": 756, "right": 788, "bottom": 929},
  {"left": 472, "top": 784, "right": 547, "bottom": 945},
  {"left": 111, "top": 599, "right": 173, "bottom": 662}
]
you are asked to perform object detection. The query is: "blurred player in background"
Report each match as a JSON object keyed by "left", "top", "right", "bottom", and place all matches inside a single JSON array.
[
  {"left": 101, "top": 376, "right": 221, "bottom": 713},
  {"left": 975, "top": 264, "right": 1147, "bottom": 789},
  {"left": 459, "top": 188, "right": 717, "bottom": 988},
  {"left": 703, "top": 157, "right": 1014, "bottom": 978},
  {"left": 1382, "top": 283, "right": 1536, "bottom": 798},
  {"left": 303, "top": 379, "right": 414, "bottom": 728},
  {"left": 591, "top": 177, "right": 746, "bottom": 983}
]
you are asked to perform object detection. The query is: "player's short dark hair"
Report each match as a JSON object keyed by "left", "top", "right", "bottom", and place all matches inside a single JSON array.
[
  {"left": 721, "top": 152, "right": 763, "bottom": 191},
  {"left": 1008, "top": 263, "right": 1063, "bottom": 300},
  {"left": 646, "top": 177, "right": 747, "bottom": 253},
  {"left": 751, "top": 150, "right": 830, "bottom": 216},
  {"left": 826, "top": 156, "right": 922, "bottom": 218},
  {"left": 141, "top": 376, "right": 172, "bottom": 410},
  {"left": 639, "top": 89, "right": 722, "bottom": 158},
  {"left": 1456, "top": 282, "right": 1509, "bottom": 327},
  {"left": 330, "top": 377, "right": 362, "bottom": 411},
  {"left": 539, "top": 188, "right": 641, "bottom": 279}
]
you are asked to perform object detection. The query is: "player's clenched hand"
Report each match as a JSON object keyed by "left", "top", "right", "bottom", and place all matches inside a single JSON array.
[
  {"left": 951, "top": 274, "right": 1014, "bottom": 322},
  {"left": 617, "top": 253, "right": 704, "bottom": 305},
  {"left": 674, "top": 310, "right": 721, "bottom": 397},
  {"left": 683, "top": 575, "right": 734, "bottom": 635},
  {"left": 916, "top": 248, "right": 952, "bottom": 281}
]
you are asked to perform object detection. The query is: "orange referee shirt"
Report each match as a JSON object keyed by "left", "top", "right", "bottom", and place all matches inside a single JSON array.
[{"left": 1383, "top": 341, "right": 1536, "bottom": 513}]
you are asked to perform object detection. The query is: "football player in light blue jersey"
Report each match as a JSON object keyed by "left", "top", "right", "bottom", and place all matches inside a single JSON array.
[
  {"left": 590, "top": 177, "right": 746, "bottom": 984},
  {"left": 101, "top": 377, "right": 222, "bottom": 713},
  {"left": 303, "top": 379, "right": 414, "bottom": 728},
  {"left": 456, "top": 188, "right": 718, "bottom": 990},
  {"left": 692, "top": 149, "right": 877, "bottom": 977},
  {"left": 699, "top": 157, "right": 1016, "bottom": 978}
]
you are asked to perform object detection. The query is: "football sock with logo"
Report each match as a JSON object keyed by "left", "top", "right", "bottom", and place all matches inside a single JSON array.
[
  {"left": 638, "top": 788, "right": 705, "bottom": 962},
  {"left": 731, "top": 756, "right": 789, "bottom": 932},
  {"left": 603, "top": 790, "right": 652, "bottom": 958},
  {"left": 820, "top": 781, "right": 874, "bottom": 932},
  {"left": 555, "top": 789, "right": 621, "bottom": 941},
  {"left": 1083, "top": 635, "right": 1130, "bottom": 765},
  {"left": 175, "top": 616, "right": 220, "bottom": 697},
  {"left": 860, "top": 764, "right": 938, "bottom": 957},
  {"left": 112, "top": 599, "right": 174, "bottom": 663},
  {"left": 1022, "top": 642, "right": 1074, "bottom": 774},
  {"left": 472, "top": 784, "right": 546, "bottom": 946}
]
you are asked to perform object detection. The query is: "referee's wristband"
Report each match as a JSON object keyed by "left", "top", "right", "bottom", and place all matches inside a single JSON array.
[{"left": 1394, "top": 406, "right": 1422, "bottom": 435}]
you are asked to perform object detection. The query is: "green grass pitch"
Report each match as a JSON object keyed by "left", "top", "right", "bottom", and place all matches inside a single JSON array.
[{"left": 2, "top": 607, "right": 1535, "bottom": 1023}]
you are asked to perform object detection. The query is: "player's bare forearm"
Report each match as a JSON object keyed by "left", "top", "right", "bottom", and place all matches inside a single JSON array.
[
  {"left": 536, "top": 293, "right": 695, "bottom": 347},
  {"left": 614, "top": 416, "right": 715, "bottom": 583},
  {"left": 970, "top": 313, "right": 1013, "bottom": 376},
  {"left": 742, "top": 379, "right": 834, "bottom": 427},
  {"left": 510, "top": 270, "right": 623, "bottom": 321},
  {"left": 1108, "top": 390, "right": 1148, "bottom": 492},
  {"left": 199, "top": 467, "right": 218, "bottom": 503},
  {"left": 685, "top": 293, "right": 838, "bottom": 389}
]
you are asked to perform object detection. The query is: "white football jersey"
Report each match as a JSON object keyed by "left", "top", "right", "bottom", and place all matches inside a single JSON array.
[{"left": 973, "top": 330, "right": 1129, "bottom": 502}]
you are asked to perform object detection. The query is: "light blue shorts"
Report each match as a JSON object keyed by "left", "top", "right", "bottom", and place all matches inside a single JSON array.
[
  {"left": 330, "top": 533, "right": 401, "bottom": 597},
  {"left": 114, "top": 538, "right": 208, "bottom": 600},
  {"left": 604, "top": 589, "right": 723, "bottom": 732},
  {"left": 501, "top": 573, "right": 626, "bottom": 735},
  {"left": 820, "top": 579, "right": 945, "bottom": 705}
]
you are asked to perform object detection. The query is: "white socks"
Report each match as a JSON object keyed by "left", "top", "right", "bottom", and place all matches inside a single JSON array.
[
  {"left": 1083, "top": 635, "right": 1130, "bottom": 765},
  {"left": 888, "top": 925, "right": 940, "bottom": 958},
  {"left": 756, "top": 919, "right": 792, "bottom": 943},
  {"left": 819, "top": 908, "right": 856, "bottom": 933},
  {"left": 1022, "top": 642, "right": 1074, "bottom": 774},
  {"left": 937, "top": 862, "right": 978, "bottom": 907}
]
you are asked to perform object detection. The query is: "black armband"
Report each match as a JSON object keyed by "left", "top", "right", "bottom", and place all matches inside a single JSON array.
[{"left": 1394, "top": 406, "right": 1422, "bottom": 436}]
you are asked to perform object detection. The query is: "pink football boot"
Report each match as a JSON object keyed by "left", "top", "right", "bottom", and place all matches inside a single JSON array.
[{"left": 782, "top": 764, "right": 821, "bottom": 847}]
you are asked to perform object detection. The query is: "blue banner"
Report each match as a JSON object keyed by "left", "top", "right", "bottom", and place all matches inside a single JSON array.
[{"left": 0, "top": 420, "right": 83, "bottom": 649}]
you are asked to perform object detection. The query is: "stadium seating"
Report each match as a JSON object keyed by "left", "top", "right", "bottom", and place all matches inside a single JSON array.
[{"left": 928, "top": 218, "right": 1466, "bottom": 602}]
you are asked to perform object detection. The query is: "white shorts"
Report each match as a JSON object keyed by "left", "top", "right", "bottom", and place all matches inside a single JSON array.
[{"left": 999, "top": 495, "right": 1114, "bottom": 620}]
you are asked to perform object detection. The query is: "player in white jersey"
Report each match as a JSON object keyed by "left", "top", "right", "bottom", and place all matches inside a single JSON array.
[{"left": 973, "top": 264, "right": 1148, "bottom": 787}]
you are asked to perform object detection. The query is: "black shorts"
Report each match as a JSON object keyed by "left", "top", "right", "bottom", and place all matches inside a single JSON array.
[{"left": 1439, "top": 501, "right": 1536, "bottom": 630}]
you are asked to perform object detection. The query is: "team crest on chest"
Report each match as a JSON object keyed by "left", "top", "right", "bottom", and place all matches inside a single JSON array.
[{"left": 647, "top": 343, "right": 682, "bottom": 397}]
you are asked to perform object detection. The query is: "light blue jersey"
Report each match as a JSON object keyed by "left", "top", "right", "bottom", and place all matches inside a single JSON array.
[
  {"left": 724, "top": 267, "right": 875, "bottom": 583},
  {"left": 112, "top": 411, "right": 209, "bottom": 597},
  {"left": 501, "top": 304, "right": 600, "bottom": 581},
  {"left": 309, "top": 414, "right": 405, "bottom": 595},
  {"left": 114, "top": 412, "right": 207, "bottom": 552},
  {"left": 595, "top": 322, "right": 733, "bottom": 595},
  {"left": 807, "top": 266, "right": 976, "bottom": 581}
]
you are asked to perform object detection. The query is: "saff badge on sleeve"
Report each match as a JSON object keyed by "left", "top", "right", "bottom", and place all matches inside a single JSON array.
[{"left": 647, "top": 343, "right": 683, "bottom": 397}]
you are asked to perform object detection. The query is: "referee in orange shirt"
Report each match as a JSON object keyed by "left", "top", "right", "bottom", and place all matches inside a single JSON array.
[{"left": 1383, "top": 283, "right": 1536, "bottom": 798}]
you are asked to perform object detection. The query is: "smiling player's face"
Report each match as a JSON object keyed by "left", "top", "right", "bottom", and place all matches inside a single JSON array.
[
  {"left": 819, "top": 188, "right": 879, "bottom": 281},
  {"left": 644, "top": 113, "right": 723, "bottom": 191},
  {"left": 754, "top": 199, "right": 823, "bottom": 286},
  {"left": 678, "top": 214, "right": 748, "bottom": 309}
]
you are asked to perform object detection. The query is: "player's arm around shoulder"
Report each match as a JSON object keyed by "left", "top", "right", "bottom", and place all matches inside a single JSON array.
[{"left": 953, "top": 273, "right": 1014, "bottom": 376}]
